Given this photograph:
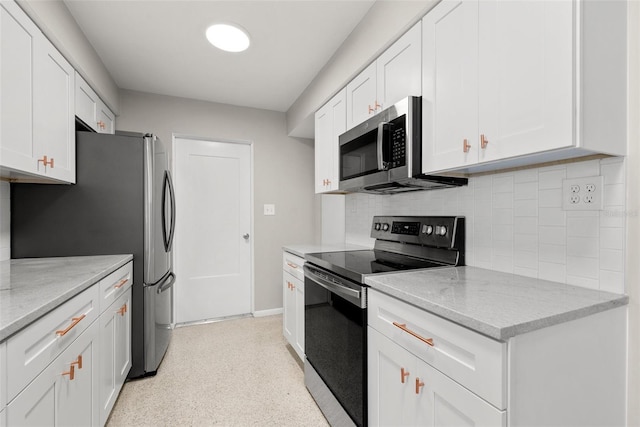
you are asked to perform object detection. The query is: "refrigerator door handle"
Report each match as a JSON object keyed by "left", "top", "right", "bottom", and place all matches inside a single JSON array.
[
  {"left": 162, "top": 170, "right": 176, "bottom": 252},
  {"left": 157, "top": 272, "right": 176, "bottom": 294}
]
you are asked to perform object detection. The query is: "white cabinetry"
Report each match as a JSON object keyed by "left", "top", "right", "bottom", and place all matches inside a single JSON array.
[
  {"left": 282, "top": 251, "right": 305, "bottom": 361},
  {"left": 314, "top": 89, "right": 346, "bottom": 193},
  {"left": 346, "top": 22, "right": 421, "bottom": 129},
  {"left": 0, "top": 1, "right": 75, "bottom": 183},
  {"left": 422, "top": 0, "right": 627, "bottom": 174},
  {"left": 8, "top": 321, "right": 99, "bottom": 427},
  {"left": 368, "top": 289, "right": 626, "bottom": 426},
  {"left": 3, "top": 261, "right": 132, "bottom": 427},
  {"left": 75, "top": 72, "right": 115, "bottom": 134},
  {"left": 98, "top": 262, "right": 132, "bottom": 426}
]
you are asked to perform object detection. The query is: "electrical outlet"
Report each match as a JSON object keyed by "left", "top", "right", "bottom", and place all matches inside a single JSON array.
[{"left": 562, "top": 176, "right": 604, "bottom": 211}]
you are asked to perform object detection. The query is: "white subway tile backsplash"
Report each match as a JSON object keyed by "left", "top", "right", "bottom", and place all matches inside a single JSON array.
[
  {"left": 538, "top": 189, "right": 562, "bottom": 208},
  {"left": 538, "top": 168, "right": 566, "bottom": 189},
  {"left": 514, "top": 181, "right": 538, "bottom": 200},
  {"left": 604, "top": 183, "right": 625, "bottom": 207},
  {"left": 600, "top": 249, "right": 624, "bottom": 272},
  {"left": 539, "top": 207, "right": 566, "bottom": 227},
  {"left": 567, "top": 255, "right": 599, "bottom": 279},
  {"left": 344, "top": 158, "right": 626, "bottom": 292},
  {"left": 566, "top": 159, "right": 600, "bottom": 178},
  {"left": 599, "top": 270, "right": 625, "bottom": 294},
  {"left": 601, "top": 228, "right": 624, "bottom": 250},
  {"left": 567, "top": 237, "right": 599, "bottom": 258},
  {"left": 539, "top": 243, "right": 566, "bottom": 264},
  {"left": 538, "top": 261, "right": 567, "bottom": 282},
  {"left": 567, "top": 216, "right": 599, "bottom": 238}
]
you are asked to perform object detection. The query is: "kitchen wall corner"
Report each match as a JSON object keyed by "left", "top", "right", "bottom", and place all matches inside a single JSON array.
[
  {"left": 0, "top": 182, "right": 8, "bottom": 261},
  {"left": 345, "top": 157, "right": 627, "bottom": 294}
]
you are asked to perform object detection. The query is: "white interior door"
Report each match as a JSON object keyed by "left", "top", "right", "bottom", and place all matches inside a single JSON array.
[{"left": 174, "top": 137, "right": 252, "bottom": 324}]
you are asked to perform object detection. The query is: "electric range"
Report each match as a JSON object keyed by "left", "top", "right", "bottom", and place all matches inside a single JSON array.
[{"left": 303, "top": 216, "right": 465, "bottom": 427}]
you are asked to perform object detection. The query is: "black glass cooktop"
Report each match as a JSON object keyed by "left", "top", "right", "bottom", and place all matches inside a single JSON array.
[{"left": 305, "top": 250, "right": 446, "bottom": 283}]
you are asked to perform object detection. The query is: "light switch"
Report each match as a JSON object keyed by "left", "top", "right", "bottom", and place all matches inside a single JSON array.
[{"left": 264, "top": 204, "right": 275, "bottom": 216}]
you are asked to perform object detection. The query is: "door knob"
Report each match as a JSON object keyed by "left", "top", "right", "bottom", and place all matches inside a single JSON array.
[{"left": 243, "top": 233, "right": 250, "bottom": 240}]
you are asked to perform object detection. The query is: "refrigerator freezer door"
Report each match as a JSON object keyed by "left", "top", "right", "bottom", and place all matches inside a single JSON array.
[{"left": 144, "top": 271, "right": 174, "bottom": 373}]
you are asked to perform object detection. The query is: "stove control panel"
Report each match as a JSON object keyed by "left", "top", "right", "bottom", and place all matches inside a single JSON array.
[{"left": 371, "top": 216, "right": 464, "bottom": 249}]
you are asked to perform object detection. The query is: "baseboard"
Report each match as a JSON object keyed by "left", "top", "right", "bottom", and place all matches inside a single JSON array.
[{"left": 253, "top": 307, "right": 283, "bottom": 317}]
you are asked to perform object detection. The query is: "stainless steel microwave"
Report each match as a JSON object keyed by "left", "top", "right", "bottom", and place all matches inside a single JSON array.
[{"left": 338, "top": 96, "right": 467, "bottom": 194}]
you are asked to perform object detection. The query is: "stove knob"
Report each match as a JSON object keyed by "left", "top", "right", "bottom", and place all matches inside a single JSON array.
[
  {"left": 382, "top": 223, "right": 390, "bottom": 232},
  {"left": 436, "top": 225, "right": 447, "bottom": 236},
  {"left": 423, "top": 225, "right": 433, "bottom": 235},
  {"left": 374, "top": 223, "right": 381, "bottom": 231}
]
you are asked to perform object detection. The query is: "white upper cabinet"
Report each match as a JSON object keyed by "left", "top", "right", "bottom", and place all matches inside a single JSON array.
[
  {"left": 76, "top": 72, "right": 115, "bottom": 134},
  {"left": 346, "top": 22, "right": 421, "bottom": 129},
  {"left": 315, "top": 88, "right": 346, "bottom": 193},
  {"left": 422, "top": 0, "right": 627, "bottom": 174},
  {"left": 0, "top": 1, "right": 75, "bottom": 183}
]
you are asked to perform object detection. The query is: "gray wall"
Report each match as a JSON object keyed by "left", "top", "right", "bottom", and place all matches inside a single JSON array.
[{"left": 115, "top": 90, "right": 317, "bottom": 312}]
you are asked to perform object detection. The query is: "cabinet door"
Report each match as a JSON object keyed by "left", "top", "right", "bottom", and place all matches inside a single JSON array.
[
  {"left": 115, "top": 289, "right": 132, "bottom": 389},
  {"left": 314, "top": 89, "right": 345, "bottom": 193},
  {"left": 293, "top": 276, "right": 304, "bottom": 360},
  {"left": 422, "top": 0, "right": 479, "bottom": 173},
  {"left": 99, "top": 289, "right": 131, "bottom": 425},
  {"left": 96, "top": 100, "right": 115, "bottom": 134},
  {"left": 346, "top": 62, "right": 377, "bottom": 128},
  {"left": 75, "top": 72, "right": 98, "bottom": 131},
  {"left": 7, "top": 321, "right": 99, "bottom": 427},
  {"left": 283, "top": 272, "right": 296, "bottom": 348},
  {"left": 376, "top": 22, "right": 422, "bottom": 111},
  {"left": 368, "top": 328, "right": 417, "bottom": 427},
  {"left": 478, "top": 0, "right": 573, "bottom": 162},
  {"left": 415, "top": 358, "right": 506, "bottom": 426},
  {"left": 0, "top": 2, "right": 38, "bottom": 174},
  {"left": 33, "top": 35, "right": 75, "bottom": 183}
]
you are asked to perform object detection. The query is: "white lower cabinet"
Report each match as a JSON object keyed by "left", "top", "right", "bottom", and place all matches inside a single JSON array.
[
  {"left": 3, "top": 261, "right": 132, "bottom": 427},
  {"left": 368, "top": 289, "right": 626, "bottom": 426},
  {"left": 282, "top": 251, "right": 305, "bottom": 361},
  {"left": 369, "top": 328, "right": 505, "bottom": 426},
  {"left": 7, "top": 321, "right": 99, "bottom": 426},
  {"left": 98, "top": 288, "right": 132, "bottom": 425},
  {"left": 0, "top": 407, "right": 5, "bottom": 427}
]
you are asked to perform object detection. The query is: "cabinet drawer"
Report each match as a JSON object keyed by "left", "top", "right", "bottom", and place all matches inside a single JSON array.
[
  {"left": 6, "top": 285, "right": 99, "bottom": 401},
  {"left": 368, "top": 290, "right": 506, "bottom": 409},
  {"left": 283, "top": 252, "right": 305, "bottom": 281},
  {"left": 99, "top": 262, "right": 133, "bottom": 314}
]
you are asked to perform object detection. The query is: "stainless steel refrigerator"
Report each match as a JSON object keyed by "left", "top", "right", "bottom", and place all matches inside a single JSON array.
[{"left": 11, "top": 130, "right": 176, "bottom": 378}]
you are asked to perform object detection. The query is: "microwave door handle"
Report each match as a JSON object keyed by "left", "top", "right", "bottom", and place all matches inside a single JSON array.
[{"left": 377, "top": 122, "right": 389, "bottom": 171}]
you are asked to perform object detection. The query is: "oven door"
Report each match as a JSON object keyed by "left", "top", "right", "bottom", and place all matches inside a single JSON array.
[{"left": 304, "top": 264, "right": 367, "bottom": 427}]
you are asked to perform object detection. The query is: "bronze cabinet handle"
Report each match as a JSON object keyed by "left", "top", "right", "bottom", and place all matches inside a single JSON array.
[
  {"left": 56, "top": 314, "right": 86, "bottom": 336},
  {"left": 392, "top": 321, "right": 434, "bottom": 347}
]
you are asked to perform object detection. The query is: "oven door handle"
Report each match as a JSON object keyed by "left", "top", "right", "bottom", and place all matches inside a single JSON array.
[{"left": 304, "top": 265, "right": 364, "bottom": 307}]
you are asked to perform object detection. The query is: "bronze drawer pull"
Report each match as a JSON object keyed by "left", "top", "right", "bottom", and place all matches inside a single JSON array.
[
  {"left": 56, "top": 314, "right": 86, "bottom": 336},
  {"left": 393, "top": 321, "right": 434, "bottom": 347}
]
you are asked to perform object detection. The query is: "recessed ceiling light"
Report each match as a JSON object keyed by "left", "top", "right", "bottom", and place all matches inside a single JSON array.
[{"left": 206, "top": 23, "right": 250, "bottom": 53}]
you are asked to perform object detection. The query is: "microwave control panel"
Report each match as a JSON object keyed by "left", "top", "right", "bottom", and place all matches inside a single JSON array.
[{"left": 390, "top": 127, "right": 406, "bottom": 168}]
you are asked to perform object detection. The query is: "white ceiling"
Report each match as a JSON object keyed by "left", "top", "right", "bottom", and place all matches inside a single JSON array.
[{"left": 64, "top": 0, "right": 375, "bottom": 113}]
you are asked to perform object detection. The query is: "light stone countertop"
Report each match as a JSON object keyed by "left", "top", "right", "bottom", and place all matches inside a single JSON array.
[
  {"left": 0, "top": 255, "right": 133, "bottom": 341},
  {"left": 364, "top": 266, "right": 628, "bottom": 341},
  {"left": 283, "top": 243, "right": 370, "bottom": 258}
]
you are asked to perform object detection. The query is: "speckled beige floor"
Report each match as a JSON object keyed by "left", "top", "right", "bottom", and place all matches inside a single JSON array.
[{"left": 106, "top": 315, "right": 329, "bottom": 426}]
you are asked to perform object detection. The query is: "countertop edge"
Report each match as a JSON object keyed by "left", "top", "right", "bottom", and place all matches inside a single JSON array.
[
  {"left": 368, "top": 282, "right": 629, "bottom": 341},
  {"left": 0, "top": 255, "right": 133, "bottom": 342}
]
